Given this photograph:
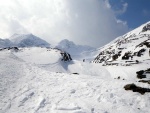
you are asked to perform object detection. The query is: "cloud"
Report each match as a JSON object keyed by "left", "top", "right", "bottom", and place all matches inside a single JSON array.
[
  {"left": 104, "top": 0, "right": 111, "bottom": 9},
  {"left": 115, "top": 2, "right": 128, "bottom": 15},
  {"left": 0, "top": 0, "right": 129, "bottom": 47}
]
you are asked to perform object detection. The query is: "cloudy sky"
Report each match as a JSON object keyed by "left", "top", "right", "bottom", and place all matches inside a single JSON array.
[{"left": 0, "top": 0, "right": 150, "bottom": 47}]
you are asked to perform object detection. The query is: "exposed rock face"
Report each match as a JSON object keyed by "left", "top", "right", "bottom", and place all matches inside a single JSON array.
[{"left": 60, "top": 52, "right": 72, "bottom": 61}]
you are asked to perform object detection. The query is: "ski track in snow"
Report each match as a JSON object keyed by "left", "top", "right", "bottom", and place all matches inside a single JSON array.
[{"left": 0, "top": 49, "right": 150, "bottom": 113}]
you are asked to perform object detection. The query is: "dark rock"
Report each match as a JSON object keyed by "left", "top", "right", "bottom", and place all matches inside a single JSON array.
[
  {"left": 124, "top": 83, "right": 137, "bottom": 90},
  {"left": 137, "top": 49, "right": 146, "bottom": 57},
  {"left": 122, "top": 52, "right": 132, "bottom": 60},
  {"left": 124, "top": 83, "right": 150, "bottom": 94},
  {"left": 72, "top": 73, "right": 79, "bottom": 75},
  {"left": 136, "top": 70, "right": 144, "bottom": 75},
  {"left": 142, "top": 24, "right": 150, "bottom": 32},
  {"left": 0, "top": 47, "right": 19, "bottom": 51},
  {"left": 145, "top": 68, "right": 150, "bottom": 73},
  {"left": 13, "top": 47, "right": 19, "bottom": 50},
  {"left": 137, "top": 74, "right": 146, "bottom": 79},
  {"left": 136, "top": 60, "right": 139, "bottom": 63},
  {"left": 139, "top": 80, "right": 150, "bottom": 84},
  {"left": 61, "top": 52, "right": 72, "bottom": 61},
  {"left": 112, "top": 54, "right": 119, "bottom": 61},
  {"left": 146, "top": 68, "right": 150, "bottom": 71},
  {"left": 132, "top": 87, "right": 150, "bottom": 95}
]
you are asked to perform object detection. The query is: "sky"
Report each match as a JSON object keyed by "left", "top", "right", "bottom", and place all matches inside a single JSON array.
[{"left": 0, "top": 0, "right": 150, "bottom": 47}]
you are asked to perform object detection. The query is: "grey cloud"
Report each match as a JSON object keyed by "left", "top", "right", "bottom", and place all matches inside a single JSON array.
[{"left": 0, "top": 0, "right": 129, "bottom": 47}]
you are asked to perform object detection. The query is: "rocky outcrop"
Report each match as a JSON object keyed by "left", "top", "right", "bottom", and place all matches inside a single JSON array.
[
  {"left": 142, "top": 23, "right": 150, "bottom": 32},
  {"left": 124, "top": 68, "right": 150, "bottom": 94},
  {"left": 124, "top": 83, "right": 150, "bottom": 95},
  {"left": 60, "top": 52, "right": 72, "bottom": 61},
  {"left": 0, "top": 47, "right": 19, "bottom": 51}
]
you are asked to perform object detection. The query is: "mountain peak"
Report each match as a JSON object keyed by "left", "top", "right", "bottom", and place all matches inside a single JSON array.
[
  {"left": 10, "top": 33, "right": 50, "bottom": 47},
  {"left": 55, "top": 39, "right": 95, "bottom": 58},
  {"left": 57, "top": 39, "right": 76, "bottom": 49}
]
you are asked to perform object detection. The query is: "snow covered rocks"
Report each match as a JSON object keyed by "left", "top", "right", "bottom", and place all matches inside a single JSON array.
[
  {"left": 93, "top": 21, "right": 150, "bottom": 66},
  {"left": 142, "top": 23, "right": 150, "bottom": 32},
  {"left": 136, "top": 68, "right": 150, "bottom": 79},
  {"left": 60, "top": 52, "right": 72, "bottom": 61}
]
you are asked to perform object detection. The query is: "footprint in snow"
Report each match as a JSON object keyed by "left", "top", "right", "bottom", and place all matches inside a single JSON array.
[
  {"left": 35, "top": 98, "right": 46, "bottom": 112},
  {"left": 18, "top": 92, "right": 34, "bottom": 107}
]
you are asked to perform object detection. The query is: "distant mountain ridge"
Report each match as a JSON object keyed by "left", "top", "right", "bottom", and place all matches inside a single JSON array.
[
  {"left": 0, "top": 34, "right": 51, "bottom": 48},
  {"left": 93, "top": 21, "right": 150, "bottom": 66},
  {"left": 0, "top": 38, "right": 13, "bottom": 48},
  {"left": 10, "top": 34, "right": 50, "bottom": 47},
  {"left": 55, "top": 39, "right": 95, "bottom": 55}
]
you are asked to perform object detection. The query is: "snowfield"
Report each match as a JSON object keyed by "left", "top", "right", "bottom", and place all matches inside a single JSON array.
[
  {"left": 0, "top": 47, "right": 150, "bottom": 113},
  {"left": 1, "top": 22, "right": 150, "bottom": 113}
]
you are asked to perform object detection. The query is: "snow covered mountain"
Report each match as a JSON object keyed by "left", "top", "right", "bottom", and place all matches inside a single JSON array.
[
  {"left": 93, "top": 21, "right": 150, "bottom": 66},
  {"left": 10, "top": 34, "right": 50, "bottom": 47},
  {"left": 55, "top": 39, "right": 95, "bottom": 55},
  {"left": 55, "top": 39, "right": 95, "bottom": 60},
  {"left": 0, "top": 38, "right": 13, "bottom": 48}
]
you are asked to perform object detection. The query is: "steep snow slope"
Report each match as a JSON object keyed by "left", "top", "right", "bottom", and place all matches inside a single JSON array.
[
  {"left": 93, "top": 21, "right": 150, "bottom": 66},
  {"left": 55, "top": 39, "right": 95, "bottom": 60},
  {"left": 0, "top": 49, "right": 150, "bottom": 113},
  {"left": 10, "top": 34, "right": 50, "bottom": 47}
]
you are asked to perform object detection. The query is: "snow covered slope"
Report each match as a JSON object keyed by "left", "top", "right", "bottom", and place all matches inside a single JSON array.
[
  {"left": 0, "top": 48, "right": 150, "bottom": 113},
  {"left": 14, "top": 47, "right": 62, "bottom": 64},
  {"left": 1, "top": 22, "right": 150, "bottom": 113},
  {"left": 10, "top": 34, "right": 50, "bottom": 47},
  {"left": 93, "top": 21, "right": 150, "bottom": 66},
  {"left": 13, "top": 47, "right": 72, "bottom": 73}
]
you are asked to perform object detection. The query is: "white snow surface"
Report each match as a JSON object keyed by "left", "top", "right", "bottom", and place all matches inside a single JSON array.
[{"left": 0, "top": 47, "right": 150, "bottom": 113}]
